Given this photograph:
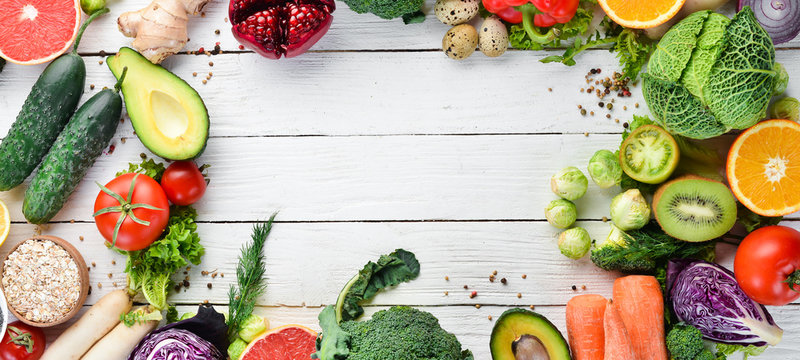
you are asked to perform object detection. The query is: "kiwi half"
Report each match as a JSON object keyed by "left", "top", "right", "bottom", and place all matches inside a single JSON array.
[
  {"left": 653, "top": 175, "right": 737, "bottom": 242},
  {"left": 620, "top": 125, "right": 680, "bottom": 184}
]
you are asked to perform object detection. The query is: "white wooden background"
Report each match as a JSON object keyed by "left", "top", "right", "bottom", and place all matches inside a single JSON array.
[{"left": 1, "top": 0, "right": 799, "bottom": 358}]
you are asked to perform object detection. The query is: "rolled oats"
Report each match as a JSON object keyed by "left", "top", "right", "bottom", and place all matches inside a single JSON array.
[{"left": 2, "top": 239, "right": 81, "bottom": 323}]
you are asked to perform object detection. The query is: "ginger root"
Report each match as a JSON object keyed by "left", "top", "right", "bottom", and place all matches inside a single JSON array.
[{"left": 118, "top": 0, "right": 212, "bottom": 64}]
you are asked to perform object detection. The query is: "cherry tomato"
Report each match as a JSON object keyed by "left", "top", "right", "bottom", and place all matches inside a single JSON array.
[
  {"left": 734, "top": 225, "right": 800, "bottom": 306},
  {"left": 93, "top": 173, "right": 169, "bottom": 251},
  {"left": 0, "top": 321, "right": 45, "bottom": 360},
  {"left": 160, "top": 161, "right": 207, "bottom": 206}
]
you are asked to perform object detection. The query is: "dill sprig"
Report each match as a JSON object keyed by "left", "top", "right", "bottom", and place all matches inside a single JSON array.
[{"left": 227, "top": 214, "right": 276, "bottom": 341}]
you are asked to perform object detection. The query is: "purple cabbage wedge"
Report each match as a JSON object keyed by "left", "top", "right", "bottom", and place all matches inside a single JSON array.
[
  {"left": 129, "top": 304, "right": 228, "bottom": 360},
  {"left": 667, "top": 260, "right": 783, "bottom": 347}
]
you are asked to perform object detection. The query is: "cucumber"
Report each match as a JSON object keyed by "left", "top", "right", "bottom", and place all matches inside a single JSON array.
[
  {"left": 0, "top": 9, "right": 108, "bottom": 191},
  {"left": 23, "top": 68, "right": 126, "bottom": 224}
]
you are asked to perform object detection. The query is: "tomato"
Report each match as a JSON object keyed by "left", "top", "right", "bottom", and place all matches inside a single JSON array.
[
  {"left": 93, "top": 173, "right": 169, "bottom": 251},
  {"left": 734, "top": 225, "right": 800, "bottom": 306},
  {"left": 0, "top": 321, "right": 45, "bottom": 360},
  {"left": 160, "top": 161, "right": 207, "bottom": 206}
]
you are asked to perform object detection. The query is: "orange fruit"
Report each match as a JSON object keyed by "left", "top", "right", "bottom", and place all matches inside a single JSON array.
[
  {"left": 727, "top": 119, "right": 800, "bottom": 217},
  {"left": 0, "top": 0, "right": 82, "bottom": 65},
  {"left": 240, "top": 325, "right": 318, "bottom": 360},
  {"left": 598, "top": 0, "right": 685, "bottom": 29}
]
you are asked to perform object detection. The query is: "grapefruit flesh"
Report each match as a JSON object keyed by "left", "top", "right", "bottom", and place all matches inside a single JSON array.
[
  {"left": 0, "top": 0, "right": 81, "bottom": 65},
  {"left": 241, "top": 325, "right": 318, "bottom": 360}
]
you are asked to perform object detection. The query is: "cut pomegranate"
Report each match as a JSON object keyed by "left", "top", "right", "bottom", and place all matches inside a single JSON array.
[{"left": 229, "top": 0, "right": 335, "bottom": 59}]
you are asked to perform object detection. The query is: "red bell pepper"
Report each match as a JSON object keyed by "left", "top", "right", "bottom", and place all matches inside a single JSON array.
[{"left": 481, "top": 0, "right": 579, "bottom": 27}]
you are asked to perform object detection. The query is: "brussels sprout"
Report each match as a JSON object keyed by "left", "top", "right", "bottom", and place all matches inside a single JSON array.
[
  {"left": 239, "top": 314, "right": 269, "bottom": 342},
  {"left": 80, "top": 0, "right": 106, "bottom": 14},
  {"left": 550, "top": 166, "right": 588, "bottom": 201},
  {"left": 558, "top": 227, "right": 591, "bottom": 259},
  {"left": 587, "top": 150, "right": 622, "bottom": 188},
  {"left": 228, "top": 338, "right": 248, "bottom": 360},
  {"left": 770, "top": 97, "right": 799, "bottom": 122},
  {"left": 545, "top": 199, "right": 577, "bottom": 229},
  {"left": 610, "top": 189, "right": 651, "bottom": 231},
  {"left": 773, "top": 63, "right": 788, "bottom": 96}
]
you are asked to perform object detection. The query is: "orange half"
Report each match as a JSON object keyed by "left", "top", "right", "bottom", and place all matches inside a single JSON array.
[
  {"left": 727, "top": 119, "right": 800, "bottom": 217},
  {"left": 598, "top": 0, "right": 685, "bottom": 29}
]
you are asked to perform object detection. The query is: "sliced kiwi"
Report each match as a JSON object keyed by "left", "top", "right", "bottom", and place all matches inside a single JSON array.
[
  {"left": 619, "top": 125, "right": 680, "bottom": 184},
  {"left": 653, "top": 175, "right": 737, "bottom": 242}
]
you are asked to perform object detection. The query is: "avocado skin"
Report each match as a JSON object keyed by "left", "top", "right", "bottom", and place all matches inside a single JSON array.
[
  {"left": 23, "top": 89, "right": 122, "bottom": 224},
  {"left": 490, "top": 308, "right": 572, "bottom": 360},
  {"left": 108, "top": 47, "right": 209, "bottom": 160},
  {"left": 0, "top": 54, "right": 86, "bottom": 190}
]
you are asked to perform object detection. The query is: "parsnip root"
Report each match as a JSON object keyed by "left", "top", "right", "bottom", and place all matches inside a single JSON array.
[{"left": 117, "top": 0, "right": 213, "bottom": 63}]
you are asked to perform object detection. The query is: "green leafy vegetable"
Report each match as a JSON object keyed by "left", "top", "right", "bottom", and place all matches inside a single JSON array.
[
  {"left": 311, "top": 306, "right": 351, "bottom": 360},
  {"left": 342, "top": 0, "right": 424, "bottom": 21},
  {"left": 737, "top": 203, "right": 783, "bottom": 233},
  {"left": 227, "top": 215, "right": 275, "bottom": 342},
  {"left": 715, "top": 343, "right": 766, "bottom": 359},
  {"left": 643, "top": 8, "right": 781, "bottom": 139},
  {"left": 120, "top": 306, "right": 163, "bottom": 327},
  {"left": 591, "top": 221, "right": 716, "bottom": 273},
  {"left": 116, "top": 156, "right": 166, "bottom": 182},
  {"left": 335, "top": 249, "right": 420, "bottom": 322}
]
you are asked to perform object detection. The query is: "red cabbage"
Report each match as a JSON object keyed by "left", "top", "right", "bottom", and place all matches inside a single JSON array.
[
  {"left": 667, "top": 260, "right": 783, "bottom": 347},
  {"left": 129, "top": 305, "right": 228, "bottom": 360}
]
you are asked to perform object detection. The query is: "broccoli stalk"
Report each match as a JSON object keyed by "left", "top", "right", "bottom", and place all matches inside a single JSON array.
[{"left": 342, "top": 0, "right": 425, "bottom": 22}]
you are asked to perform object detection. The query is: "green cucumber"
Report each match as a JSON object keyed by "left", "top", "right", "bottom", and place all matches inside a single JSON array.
[
  {"left": 0, "top": 9, "right": 108, "bottom": 191},
  {"left": 23, "top": 68, "right": 126, "bottom": 224}
]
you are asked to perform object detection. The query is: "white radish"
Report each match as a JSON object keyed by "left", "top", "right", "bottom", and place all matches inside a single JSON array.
[
  {"left": 81, "top": 306, "right": 160, "bottom": 360},
  {"left": 41, "top": 290, "right": 133, "bottom": 360}
]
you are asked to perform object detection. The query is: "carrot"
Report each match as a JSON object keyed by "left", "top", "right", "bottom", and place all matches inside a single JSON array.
[
  {"left": 604, "top": 300, "right": 635, "bottom": 360},
  {"left": 565, "top": 294, "right": 607, "bottom": 360},
  {"left": 612, "top": 275, "right": 668, "bottom": 360}
]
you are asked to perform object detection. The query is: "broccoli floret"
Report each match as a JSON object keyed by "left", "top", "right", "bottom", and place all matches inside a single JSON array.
[
  {"left": 340, "top": 306, "right": 473, "bottom": 360},
  {"left": 667, "top": 323, "right": 705, "bottom": 360},
  {"left": 342, "top": 0, "right": 424, "bottom": 20},
  {"left": 695, "top": 350, "right": 719, "bottom": 360}
]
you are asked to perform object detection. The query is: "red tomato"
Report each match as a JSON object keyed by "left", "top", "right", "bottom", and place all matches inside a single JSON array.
[
  {"left": 0, "top": 321, "right": 46, "bottom": 360},
  {"left": 93, "top": 173, "right": 169, "bottom": 251},
  {"left": 160, "top": 161, "right": 207, "bottom": 206},
  {"left": 734, "top": 225, "right": 800, "bottom": 306}
]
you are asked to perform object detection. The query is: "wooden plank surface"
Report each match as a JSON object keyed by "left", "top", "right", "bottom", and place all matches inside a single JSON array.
[{"left": 0, "top": 0, "right": 798, "bottom": 358}]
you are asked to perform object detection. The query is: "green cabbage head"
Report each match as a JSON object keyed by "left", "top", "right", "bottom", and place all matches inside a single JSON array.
[{"left": 643, "top": 7, "right": 783, "bottom": 139}]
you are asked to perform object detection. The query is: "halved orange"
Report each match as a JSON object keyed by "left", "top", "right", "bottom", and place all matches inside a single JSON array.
[
  {"left": 598, "top": 0, "right": 685, "bottom": 29},
  {"left": 727, "top": 119, "right": 800, "bottom": 217},
  {"left": 240, "top": 325, "right": 317, "bottom": 360}
]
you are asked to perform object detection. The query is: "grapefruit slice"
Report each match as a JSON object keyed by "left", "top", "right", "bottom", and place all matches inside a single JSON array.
[
  {"left": 241, "top": 325, "right": 318, "bottom": 360},
  {"left": 727, "top": 119, "right": 800, "bottom": 217},
  {"left": 0, "top": 0, "right": 82, "bottom": 65}
]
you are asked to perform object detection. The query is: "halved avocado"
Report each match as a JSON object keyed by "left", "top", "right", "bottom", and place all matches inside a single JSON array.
[
  {"left": 107, "top": 47, "right": 209, "bottom": 160},
  {"left": 490, "top": 308, "right": 571, "bottom": 360}
]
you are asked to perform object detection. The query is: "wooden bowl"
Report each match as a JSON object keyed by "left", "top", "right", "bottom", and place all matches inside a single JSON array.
[{"left": 0, "top": 235, "right": 90, "bottom": 327}]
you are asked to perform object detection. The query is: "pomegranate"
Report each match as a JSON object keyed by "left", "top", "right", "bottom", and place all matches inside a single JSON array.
[{"left": 229, "top": 0, "right": 335, "bottom": 59}]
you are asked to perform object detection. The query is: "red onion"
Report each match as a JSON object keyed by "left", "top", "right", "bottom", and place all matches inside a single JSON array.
[{"left": 738, "top": 1, "right": 800, "bottom": 44}]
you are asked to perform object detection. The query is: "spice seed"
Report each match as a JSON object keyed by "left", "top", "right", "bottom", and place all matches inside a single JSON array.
[
  {"left": 522, "top": 274, "right": 527, "bottom": 279},
  {"left": 517, "top": 293, "right": 522, "bottom": 298},
  {"left": 475, "top": 304, "right": 481, "bottom": 309}
]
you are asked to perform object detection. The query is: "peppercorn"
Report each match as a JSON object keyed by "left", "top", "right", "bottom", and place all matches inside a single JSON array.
[
  {"left": 522, "top": 274, "right": 527, "bottom": 279},
  {"left": 516, "top": 293, "right": 522, "bottom": 298},
  {"left": 571, "top": 285, "right": 577, "bottom": 291},
  {"left": 215, "top": 29, "right": 220, "bottom": 35},
  {"left": 207, "top": 283, "right": 213, "bottom": 289},
  {"left": 464, "top": 285, "right": 468, "bottom": 289},
  {"left": 470, "top": 291, "right": 477, "bottom": 299},
  {"left": 580, "top": 109, "right": 587, "bottom": 116},
  {"left": 607, "top": 103, "right": 613, "bottom": 110},
  {"left": 500, "top": 278, "right": 507, "bottom": 284}
]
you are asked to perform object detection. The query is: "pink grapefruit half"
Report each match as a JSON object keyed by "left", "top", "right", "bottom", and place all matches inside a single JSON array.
[
  {"left": 240, "top": 325, "right": 318, "bottom": 360},
  {"left": 0, "top": 0, "right": 82, "bottom": 65}
]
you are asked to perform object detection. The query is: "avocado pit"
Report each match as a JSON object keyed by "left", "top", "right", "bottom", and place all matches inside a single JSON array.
[{"left": 512, "top": 335, "right": 550, "bottom": 360}]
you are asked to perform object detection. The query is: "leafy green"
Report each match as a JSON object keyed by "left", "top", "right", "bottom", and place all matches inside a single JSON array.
[
  {"left": 591, "top": 221, "right": 716, "bottom": 273},
  {"left": 715, "top": 343, "right": 767, "bottom": 359},
  {"left": 120, "top": 306, "right": 163, "bottom": 327},
  {"left": 123, "top": 205, "right": 204, "bottom": 310},
  {"left": 402, "top": 10, "right": 425, "bottom": 24},
  {"left": 643, "top": 8, "right": 779, "bottom": 139},
  {"left": 511, "top": 2, "right": 596, "bottom": 51},
  {"left": 312, "top": 306, "right": 351, "bottom": 360},
  {"left": 737, "top": 203, "right": 782, "bottom": 233},
  {"left": 335, "top": 249, "right": 420, "bottom": 322},
  {"left": 116, "top": 156, "right": 166, "bottom": 182},
  {"left": 227, "top": 215, "right": 275, "bottom": 342},
  {"left": 342, "top": 0, "right": 424, "bottom": 20}
]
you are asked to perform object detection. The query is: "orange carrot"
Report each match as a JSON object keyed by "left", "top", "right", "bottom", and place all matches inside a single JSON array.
[
  {"left": 613, "top": 275, "right": 668, "bottom": 360},
  {"left": 566, "top": 294, "right": 607, "bottom": 360},
  {"left": 604, "top": 300, "right": 635, "bottom": 360}
]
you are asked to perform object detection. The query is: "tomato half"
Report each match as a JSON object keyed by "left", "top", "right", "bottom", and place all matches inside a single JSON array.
[
  {"left": 734, "top": 225, "right": 800, "bottom": 306},
  {"left": 93, "top": 173, "right": 170, "bottom": 251},
  {"left": 161, "top": 161, "right": 207, "bottom": 206},
  {"left": 0, "top": 321, "right": 46, "bottom": 360}
]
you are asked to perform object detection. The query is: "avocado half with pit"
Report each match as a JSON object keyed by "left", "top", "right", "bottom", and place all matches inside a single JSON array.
[
  {"left": 490, "top": 308, "right": 571, "bottom": 360},
  {"left": 108, "top": 47, "right": 209, "bottom": 160}
]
